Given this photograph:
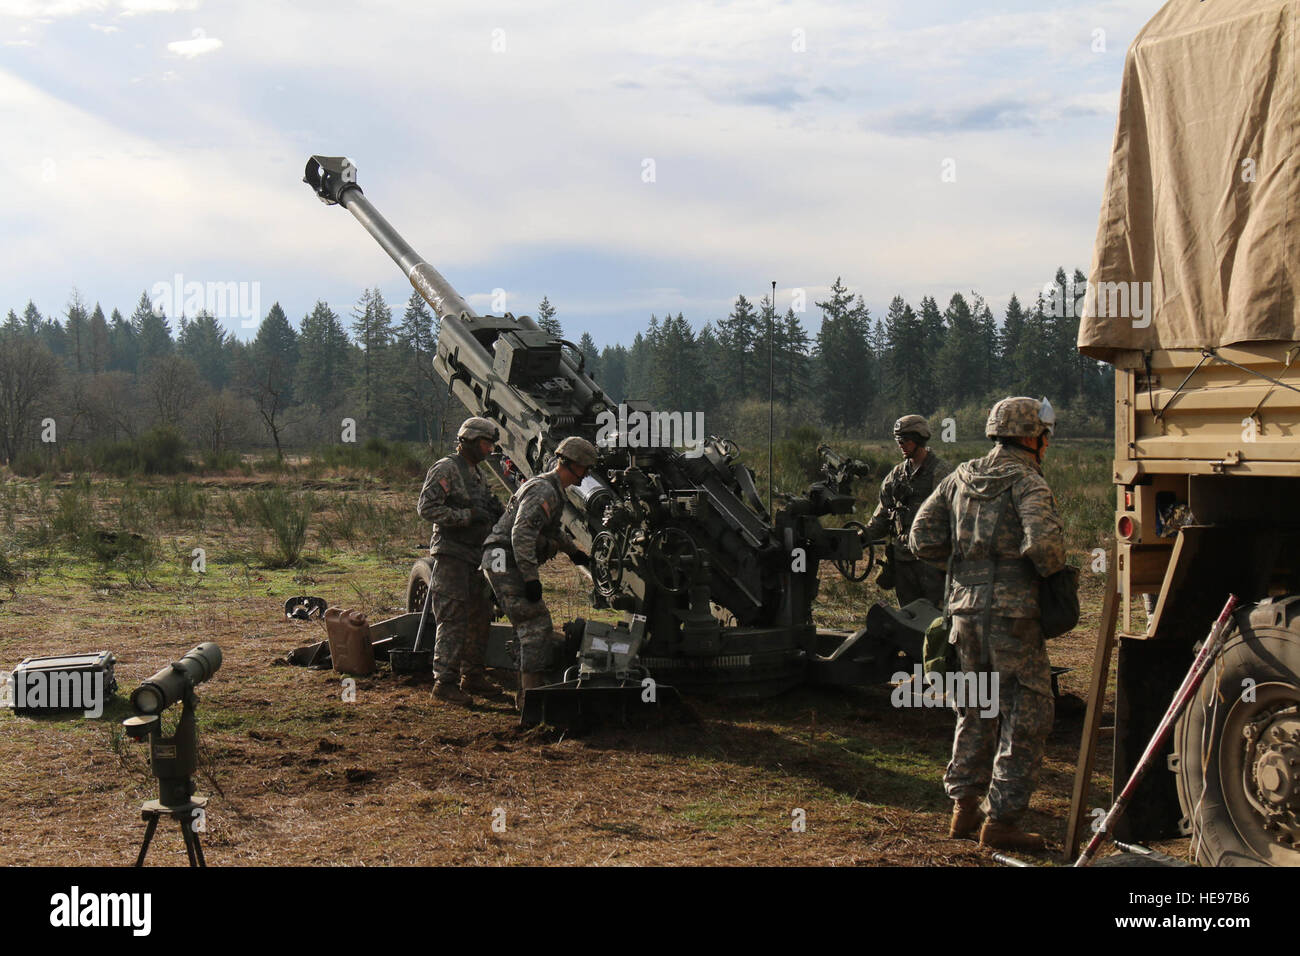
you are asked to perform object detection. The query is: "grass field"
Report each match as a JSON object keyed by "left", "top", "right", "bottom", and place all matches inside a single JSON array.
[{"left": 0, "top": 438, "right": 1169, "bottom": 867}]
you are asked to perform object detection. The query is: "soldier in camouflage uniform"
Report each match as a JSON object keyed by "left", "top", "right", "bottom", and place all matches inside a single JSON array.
[
  {"left": 909, "top": 397, "right": 1065, "bottom": 852},
  {"left": 865, "top": 415, "right": 951, "bottom": 608},
  {"left": 482, "top": 436, "right": 596, "bottom": 707},
  {"left": 417, "top": 417, "right": 506, "bottom": 705}
]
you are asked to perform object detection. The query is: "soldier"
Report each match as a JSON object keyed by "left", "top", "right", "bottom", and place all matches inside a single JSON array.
[
  {"left": 864, "top": 415, "right": 951, "bottom": 608},
  {"left": 481, "top": 436, "right": 595, "bottom": 707},
  {"left": 417, "top": 417, "right": 507, "bottom": 705},
  {"left": 909, "top": 397, "right": 1065, "bottom": 851}
]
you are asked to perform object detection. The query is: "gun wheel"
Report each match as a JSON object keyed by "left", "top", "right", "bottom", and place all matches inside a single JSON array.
[
  {"left": 406, "top": 557, "right": 434, "bottom": 613},
  {"left": 835, "top": 520, "right": 876, "bottom": 583},
  {"left": 648, "top": 527, "right": 699, "bottom": 595},
  {"left": 1174, "top": 597, "right": 1300, "bottom": 866},
  {"left": 590, "top": 530, "right": 627, "bottom": 598}
]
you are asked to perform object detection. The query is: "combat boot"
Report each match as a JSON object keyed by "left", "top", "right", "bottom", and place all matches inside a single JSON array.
[
  {"left": 433, "top": 680, "right": 473, "bottom": 706},
  {"left": 948, "top": 796, "right": 983, "bottom": 839},
  {"left": 460, "top": 670, "right": 508, "bottom": 700},
  {"left": 516, "top": 671, "right": 546, "bottom": 711},
  {"left": 978, "top": 819, "right": 1046, "bottom": 852}
]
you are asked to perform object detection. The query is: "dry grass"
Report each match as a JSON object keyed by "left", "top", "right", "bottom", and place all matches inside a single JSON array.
[{"left": 0, "top": 462, "right": 1183, "bottom": 867}]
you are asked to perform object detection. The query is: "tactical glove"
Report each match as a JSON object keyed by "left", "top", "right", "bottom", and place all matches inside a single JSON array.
[
  {"left": 524, "top": 579, "right": 543, "bottom": 602},
  {"left": 570, "top": 551, "right": 590, "bottom": 567}
]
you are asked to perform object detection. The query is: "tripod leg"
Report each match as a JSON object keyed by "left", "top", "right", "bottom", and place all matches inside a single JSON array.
[
  {"left": 190, "top": 829, "right": 206, "bottom": 867},
  {"left": 135, "top": 815, "right": 159, "bottom": 868},
  {"left": 181, "top": 820, "right": 199, "bottom": 867}
]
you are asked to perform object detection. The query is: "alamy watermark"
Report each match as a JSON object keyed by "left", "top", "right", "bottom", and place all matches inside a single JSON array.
[
  {"left": 2, "top": 670, "right": 106, "bottom": 718},
  {"left": 596, "top": 403, "right": 705, "bottom": 458},
  {"left": 150, "top": 274, "right": 262, "bottom": 329},
  {"left": 1043, "top": 278, "right": 1153, "bottom": 329},
  {"left": 890, "top": 665, "right": 999, "bottom": 718}
]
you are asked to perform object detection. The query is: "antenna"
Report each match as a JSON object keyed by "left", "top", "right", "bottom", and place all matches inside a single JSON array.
[{"left": 768, "top": 280, "right": 776, "bottom": 515}]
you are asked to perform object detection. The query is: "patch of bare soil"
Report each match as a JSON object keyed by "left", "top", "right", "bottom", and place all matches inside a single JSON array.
[{"left": 0, "top": 562, "right": 1183, "bottom": 867}]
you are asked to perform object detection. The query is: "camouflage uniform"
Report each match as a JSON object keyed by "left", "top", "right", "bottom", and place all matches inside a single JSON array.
[
  {"left": 865, "top": 450, "right": 952, "bottom": 607},
  {"left": 908, "top": 441, "right": 1065, "bottom": 823},
  {"left": 481, "top": 468, "right": 576, "bottom": 673},
  {"left": 417, "top": 454, "right": 504, "bottom": 682}
]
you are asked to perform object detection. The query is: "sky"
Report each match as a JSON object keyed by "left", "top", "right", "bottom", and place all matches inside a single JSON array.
[{"left": 2, "top": 0, "right": 1163, "bottom": 346}]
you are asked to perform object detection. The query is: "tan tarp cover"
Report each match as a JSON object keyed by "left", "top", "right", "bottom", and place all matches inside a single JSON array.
[{"left": 1079, "top": 0, "right": 1299, "bottom": 361}]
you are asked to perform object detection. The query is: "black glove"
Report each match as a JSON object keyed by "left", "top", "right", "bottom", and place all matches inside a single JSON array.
[
  {"left": 469, "top": 507, "right": 495, "bottom": 526},
  {"left": 570, "top": 551, "right": 590, "bottom": 567},
  {"left": 524, "top": 579, "right": 543, "bottom": 602}
]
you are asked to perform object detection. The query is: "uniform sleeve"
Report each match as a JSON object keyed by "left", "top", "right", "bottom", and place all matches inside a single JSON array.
[
  {"left": 510, "top": 485, "right": 559, "bottom": 581},
  {"left": 417, "top": 461, "right": 473, "bottom": 527},
  {"left": 908, "top": 474, "right": 954, "bottom": 567},
  {"left": 1016, "top": 475, "right": 1067, "bottom": 577},
  {"left": 864, "top": 472, "right": 896, "bottom": 540}
]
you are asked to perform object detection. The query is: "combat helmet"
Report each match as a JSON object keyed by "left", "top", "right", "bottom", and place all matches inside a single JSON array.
[
  {"left": 457, "top": 417, "right": 500, "bottom": 442},
  {"left": 555, "top": 436, "right": 598, "bottom": 469},
  {"left": 985, "top": 397, "right": 1055, "bottom": 440},
  {"left": 893, "top": 414, "right": 931, "bottom": 443}
]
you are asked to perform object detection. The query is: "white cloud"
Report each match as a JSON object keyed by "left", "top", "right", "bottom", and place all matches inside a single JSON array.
[
  {"left": 118, "top": 0, "right": 197, "bottom": 15},
  {"left": 166, "top": 27, "right": 219, "bottom": 57},
  {"left": 0, "top": 0, "right": 106, "bottom": 17},
  {"left": 88, "top": 20, "right": 117, "bottom": 31}
]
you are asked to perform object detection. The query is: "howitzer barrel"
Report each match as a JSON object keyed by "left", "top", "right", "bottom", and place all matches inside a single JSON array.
[{"left": 303, "top": 156, "right": 475, "bottom": 320}]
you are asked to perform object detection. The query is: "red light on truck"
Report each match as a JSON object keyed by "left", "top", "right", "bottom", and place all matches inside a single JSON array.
[
  {"left": 1118, "top": 515, "right": 1135, "bottom": 540},
  {"left": 1124, "top": 490, "right": 1133, "bottom": 508}
]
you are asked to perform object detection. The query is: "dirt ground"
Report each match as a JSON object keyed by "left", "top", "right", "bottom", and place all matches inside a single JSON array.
[{"left": 0, "top": 525, "right": 1187, "bottom": 868}]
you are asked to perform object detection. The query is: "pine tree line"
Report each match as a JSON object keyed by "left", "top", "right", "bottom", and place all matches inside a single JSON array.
[{"left": 0, "top": 267, "right": 1112, "bottom": 466}]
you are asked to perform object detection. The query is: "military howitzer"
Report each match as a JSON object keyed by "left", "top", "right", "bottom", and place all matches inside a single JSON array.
[
  {"left": 304, "top": 156, "right": 924, "bottom": 707},
  {"left": 816, "top": 443, "right": 873, "bottom": 497}
]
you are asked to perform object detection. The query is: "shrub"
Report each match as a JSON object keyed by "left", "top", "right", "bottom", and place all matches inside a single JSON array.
[{"left": 249, "top": 487, "right": 313, "bottom": 567}]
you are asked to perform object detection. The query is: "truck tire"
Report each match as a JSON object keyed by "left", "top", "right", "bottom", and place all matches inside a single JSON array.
[
  {"left": 407, "top": 557, "right": 434, "bottom": 613},
  {"left": 1173, "top": 596, "right": 1300, "bottom": 866}
]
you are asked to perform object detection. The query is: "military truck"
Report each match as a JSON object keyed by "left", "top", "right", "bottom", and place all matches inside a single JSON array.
[{"left": 1079, "top": 0, "right": 1300, "bottom": 866}]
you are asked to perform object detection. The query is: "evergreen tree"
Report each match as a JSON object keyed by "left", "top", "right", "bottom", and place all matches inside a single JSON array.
[
  {"left": 253, "top": 302, "right": 299, "bottom": 406},
  {"left": 536, "top": 296, "right": 562, "bottom": 338},
  {"left": 778, "top": 309, "right": 811, "bottom": 405},
  {"left": 998, "top": 294, "right": 1027, "bottom": 392},
  {"left": 813, "top": 278, "right": 874, "bottom": 430},
  {"left": 599, "top": 344, "right": 629, "bottom": 402},
  {"left": 133, "top": 290, "right": 174, "bottom": 364},
  {"left": 577, "top": 332, "right": 600, "bottom": 381},
  {"left": 716, "top": 294, "right": 760, "bottom": 400},
  {"left": 65, "top": 290, "right": 90, "bottom": 373},
  {"left": 107, "top": 308, "right": 138, "bottom": 375},
  {"left": 693, "top": 323, "right": 721, "bottom": 411},
  {"left": 883, "top": 295, "right": 925, "bottom": 412},
  {"left": 297, "top": 300, "right": 352, "bottom": 410},
  {"left": 971, "top": 292, "right": 998, "bottom": 400},
  {"left": 178, "top": 310, "right": 231, "bottom": 390},
  {"left": 933, "top": 293, "right": 984, "bottom": 408},
  {"left": 916, "top": 295, "right": 946, "bottom": 411},
  {"left": 89, "top": 303, "right": 110, "bottom": 374},
  {"left": 22, "top": 301, "right": 41, "bottom": 337},
  {"left": 349, "top": 287, "right": 395, "bottom": 432},
  {"left": 394, "top": 290, "right": 442, "bottom": 443},
  {"left": 650, "top": 313, "right": 702, "bottom": 410},
  {"left": 3, "top": 310, "right": 21, "bottom": 335},
  {"left": 626, "top": 327, "right": 653, "bottom": 400}
]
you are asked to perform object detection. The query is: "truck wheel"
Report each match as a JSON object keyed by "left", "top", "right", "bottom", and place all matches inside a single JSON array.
[
  {"left": 407, "top": 557, "right": 434, "bottom": 613},
  {"left": 1173, "top": 596, "right": 1300, "bottom": 866}
]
